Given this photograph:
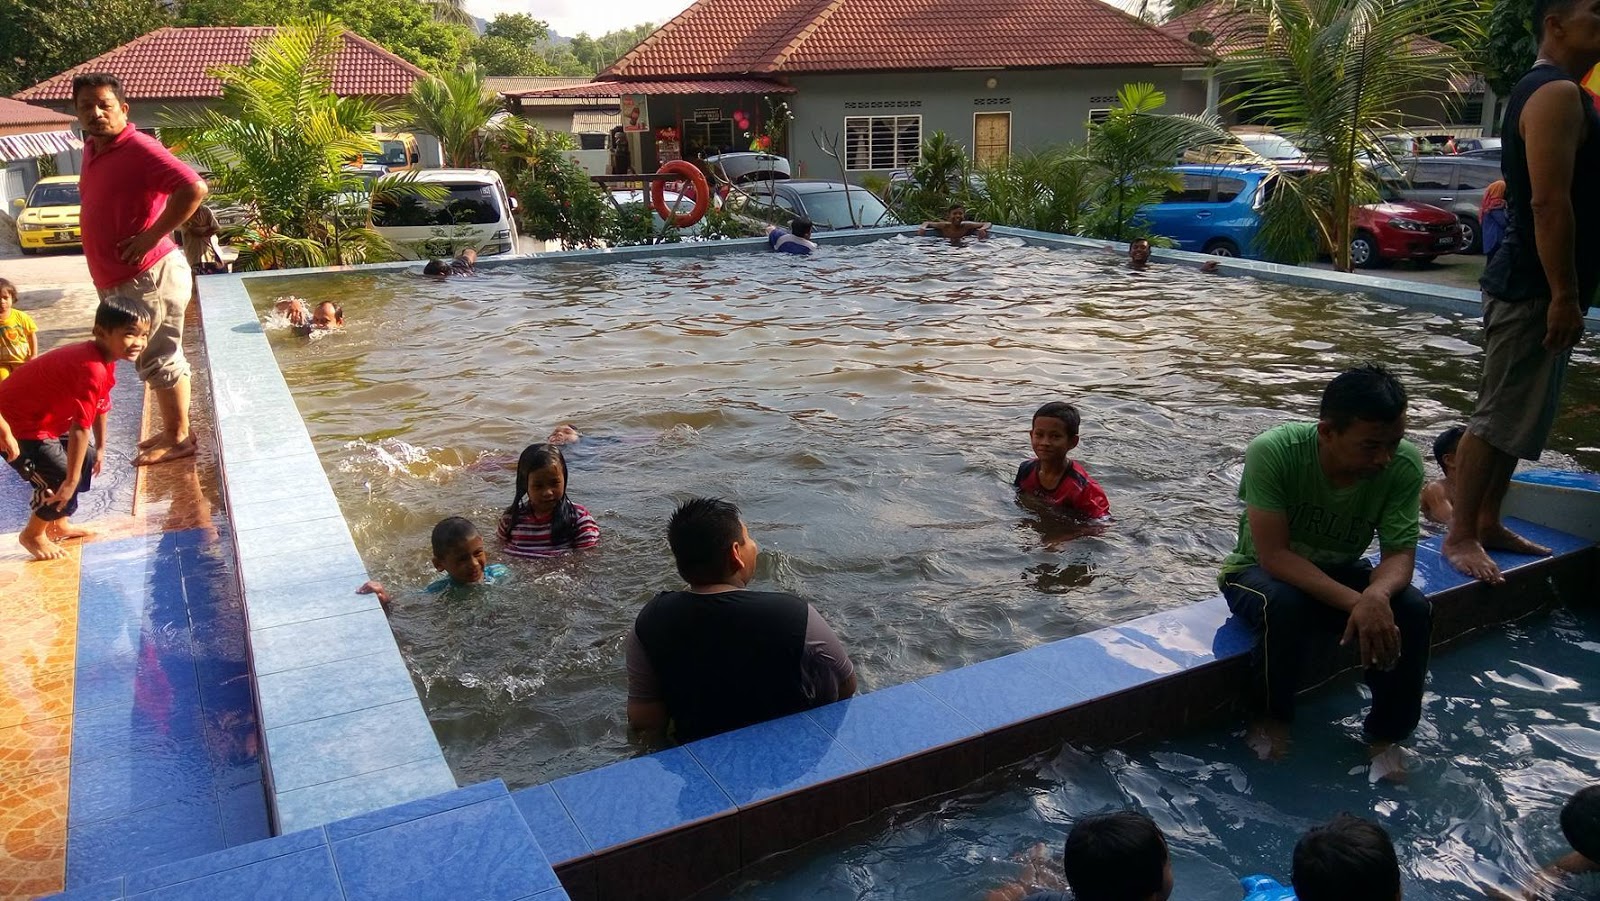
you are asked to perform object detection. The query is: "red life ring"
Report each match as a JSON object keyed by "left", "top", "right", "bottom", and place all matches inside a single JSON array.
[{"left": 651, "top": 161, "right": 711, "bottom": 227}]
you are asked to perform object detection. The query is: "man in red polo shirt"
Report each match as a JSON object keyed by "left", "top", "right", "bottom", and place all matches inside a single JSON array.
[{"left": 74, "top": 73, "right": 208, "bottom": 466}]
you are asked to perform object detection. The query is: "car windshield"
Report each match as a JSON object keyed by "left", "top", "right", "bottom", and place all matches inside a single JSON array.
[
  {"left": 1241, "top": 134, "right": 1302, "bottom": 160},
  {"left": 362, "top": 140, "right": 410, "bottom": 167},
  {"left": 27, "top": 183, "right": 79, "bottom": 207},
  {"left": 796, "top": 188, "right": 893, "bottom": 228},
  {"left": 372, "top": 184, "right": 502, "bottom": 227}
]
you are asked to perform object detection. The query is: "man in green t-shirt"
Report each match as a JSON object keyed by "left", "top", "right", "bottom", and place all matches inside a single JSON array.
[{"left": 1220, "top": 365, "right": 1432, "bottom": 775}]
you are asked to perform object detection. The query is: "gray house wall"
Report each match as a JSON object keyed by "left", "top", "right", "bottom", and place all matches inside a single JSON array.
[{"left": 785, "top": 67, "right": 1197, "bottom": 177}]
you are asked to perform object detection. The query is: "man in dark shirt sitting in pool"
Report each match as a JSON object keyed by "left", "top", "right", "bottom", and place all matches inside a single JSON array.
[
  {"left": 423, "top": 248, "right": 477, "bottom": 277},
  {"left": 625, "top": 497, "right": 856, "bottom": 744}
]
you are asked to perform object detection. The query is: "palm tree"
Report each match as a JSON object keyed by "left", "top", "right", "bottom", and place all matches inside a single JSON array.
[
  {"left": 408, "top": 63, "right": 503, "bottom": 168},
  {"left": 424, "top": 0, "right": 475, "bottom": 28},
  {"left": 1225, "top": 0, "right": 1479, "bottom": 270},
  {"left": 163, "top": 17, "right": 416, "bottom": 269}
]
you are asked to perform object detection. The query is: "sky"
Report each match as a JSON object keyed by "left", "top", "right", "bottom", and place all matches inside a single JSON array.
[{"left": 463, "top": 0, "right": 1155, "bottom": 43}]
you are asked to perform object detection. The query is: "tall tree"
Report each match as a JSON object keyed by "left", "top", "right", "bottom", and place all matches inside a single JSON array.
[
  {"left": 1482, "top": 0, "right": 1537, "bottom": 96},
  {"left": 407, "top": 63, "right": 502, "bottom": 167},
  {"left": 471, "top": 13, "right": 561, "bottom": 75},
  {"left": 568, "top": 22, "right": 657, "bottom": 74},
  {"left": 177, "top": 0, "right": 473, "bottom": 71},
  {"left": 0, "top": 0, "right": 172, "bottom": 94}
]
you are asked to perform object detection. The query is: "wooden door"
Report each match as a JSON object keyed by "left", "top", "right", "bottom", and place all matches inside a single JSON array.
[{"left": 974, "top": 112, "right": 1011, "bottom": 166}]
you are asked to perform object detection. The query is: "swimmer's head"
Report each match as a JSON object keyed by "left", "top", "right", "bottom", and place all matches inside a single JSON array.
[
  {"left": 310, "top": 301, "right": 343, "bottom": 330},
  {"left": 430, "top": 516, "right": 487, "bottom": 584},
  {"left": 1128, "top": 238, "right": 1152, "bottom": 268},
  {"left": 548, "top": 424, "right": 581, "bottom": 445},
  {"left": 1292, "top": 814, "right": 1400, "bottom": 901},
  {"left": 1062, "top": 810, "right": 1173, "bottom": 901},
  {"left": 947, "top": 204, "right": 966, "bottom": 225},
  {"left": 1563, "top": 785, "right": 1600, "bottom": 865},
  {"left": 791, "top": 216, "right": 814, "bottom": 239},
  {"left": 1431, "top": 425, "right": 1465, "bottom": 474},
  {"left": 1031, "top": 401, "right": 1082, "bottom": 464},
  {"left": 423, "top": 259, "right": 450, "bottom": 277}
]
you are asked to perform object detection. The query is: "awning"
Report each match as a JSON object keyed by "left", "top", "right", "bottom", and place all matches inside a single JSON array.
[
  {"left": 572, "top": 110, "right": 621, "bottom": 132},
  {"left": 509, "top": 79, "right": 795, "bottom": 99},
  {"left": 0, "top": 130, "right": 82, "bottom": 163}
]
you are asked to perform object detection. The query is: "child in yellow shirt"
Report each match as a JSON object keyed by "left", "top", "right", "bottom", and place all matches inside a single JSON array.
[{"left": 0, "top": 278, "right": 38, "bottom": 380}]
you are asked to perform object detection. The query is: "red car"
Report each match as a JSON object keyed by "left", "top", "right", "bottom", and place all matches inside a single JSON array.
[{"left": 1350, "top": 200, "right": 1464, "bottom": 268}]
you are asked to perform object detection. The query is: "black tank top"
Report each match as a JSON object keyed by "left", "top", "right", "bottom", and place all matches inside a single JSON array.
[{"left": 1480, "top": 63, "right": 1600, "bottom": 310}]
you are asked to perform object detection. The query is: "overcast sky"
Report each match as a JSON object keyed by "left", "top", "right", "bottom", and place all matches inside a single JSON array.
[{"left": 464, "top": 0, "right": 1155, "bottom": 44}]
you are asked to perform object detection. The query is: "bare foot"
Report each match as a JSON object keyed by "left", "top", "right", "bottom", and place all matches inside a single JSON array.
[
  {"left": 1367, "top": 743, "right": 1412, "bottom": 784},
  {"left": 1441, "top": 535, "right": 1504, "bottom": 584},
  {"left": 134, "top": 437, "right": 197, "bottom": 467},
  {"left": 47, "top": 522, "right": 92, "bottom": 541},
  {"left": 1246, "top": 720, "right": 1290, "bottom": 761},
  {"left": 137, "top": 432, "right": 166, "bottom": 451},
  {"left": 1481, "top": 523, "right": 1552, "bottom": 558},
  {"left": 19, "top": 533, "right": 66, "bottom": 560}
]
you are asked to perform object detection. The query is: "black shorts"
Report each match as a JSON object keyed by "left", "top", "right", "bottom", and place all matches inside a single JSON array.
[{"left": 9, "top": 437, "right": 95, "bottom": 521}]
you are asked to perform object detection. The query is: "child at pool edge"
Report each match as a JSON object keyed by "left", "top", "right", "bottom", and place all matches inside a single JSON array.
[
  {"left": 984, "top": 809, "right": 1174, "bottom": 901},
  {"left": 499, "top": 443, "right": 600, "bottom": 557},
  {"left": 1421, "top": 425, "right": 1464, "bottom": 525},
  {"left": 0, "top": 278, "right": 39, "bottom": 380},
  {"left": 357, "top": 516, "right": 509, "bottom": 607},
  {"left": 1015, "top": 401, "right": 1111, "bottom": 521},
  {"left": 1488, "top": 784, "right": 1600, "bottom": 900}
]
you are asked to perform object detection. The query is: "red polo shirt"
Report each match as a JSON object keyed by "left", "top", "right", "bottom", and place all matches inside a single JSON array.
[
  {"left": 0, "top": 342, "right": 115, "bottom": 440},
  {"left": 80, "top": 124, "right": 199, "bottom": 290}
]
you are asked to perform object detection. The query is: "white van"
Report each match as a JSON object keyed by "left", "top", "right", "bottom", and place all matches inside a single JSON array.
[{"left": 371, "top": 168, "right": 521, "bottom": 259}]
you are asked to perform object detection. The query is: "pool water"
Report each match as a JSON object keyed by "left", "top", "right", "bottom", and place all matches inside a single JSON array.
[
  {"left": 247, "top": 238, "right": 1600, "bottom": 788},
  {"left": 721, "top": 606, "right": 1600, "bottom": 901}
]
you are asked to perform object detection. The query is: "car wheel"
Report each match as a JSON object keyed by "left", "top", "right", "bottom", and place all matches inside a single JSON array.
[
  {"left": 1203, "top": 238, "right": 1241, "bottom": 257},
  {"left": 1350, "top": 232, "right": 1384, "bottom": 269},
  {"left": 1458, "top": 215, "right": 1482, "bottom": 254}
]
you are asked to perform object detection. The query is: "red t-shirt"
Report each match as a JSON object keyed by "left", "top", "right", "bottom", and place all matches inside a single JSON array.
[
  {"left": 0, "top": 342, "right": 115, "bottom": 440},
  {"left": 1014, "top": 459, "right": 1111, "bottom": 519},
  {"left": 80, "top": 124, "right": 199, "bottom": 290}
]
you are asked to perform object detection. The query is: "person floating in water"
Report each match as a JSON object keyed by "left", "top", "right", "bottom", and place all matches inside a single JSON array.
[
  {"left": 985, "top": 810, "right": 1174, "bottom": 901},
  {"left": 499, "top": 443, "right": 600, "bottom": 557},
  {"left": 918, "top": 204, "right": 991, "bottom": 245},
  {"left": 358, "top": 516, "right": 509, "bottom": 608},
  {"left": 1126, "top": 237, "right": 1219, "bottom": 273},
  {"left": 1490, "top": 784, "right": 1600, "bottom": 899},
  {"left": 272, "top": 296, "right": 343, "bottom": 335},
  {"left": 1219, "top": 365, "right": 1430, "bottom": 779},
  {"left": 765, "top": 216, "right": 817, "bottom": 256},
  {"left": 423, "top": 248, "right": 477, "bottom": 277},
  {"left": 1421, "top": 425, "right": 1464, "bottom": 525},
  {"left": 1015, "top": 401, "right": 1111, "bottom": 522}
]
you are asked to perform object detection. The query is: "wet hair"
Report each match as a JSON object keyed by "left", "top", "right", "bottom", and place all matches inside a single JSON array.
[
  {"left": 948, "top": 204, "right": 966, "bottom": 215},
  {"left": 667, "top": 497, "right": 746, "bottom": 585},
  {"left": 316, "top": 301, "right": 344, "bottom": 322},
  {"left": 0, "top": 277, "right": 15, "bottom": 301},
  {"left": 1319, "top": 364, "right": 1407, "bottom": 430},
  {"left": 1130, "top": 237, "right": 1151, "bottom": 247},
  {"left": 1291, "top": 814, "right": 1400, "bottom": 901},
  {"left": 94, "top": 296, "right": 148, "bottom": 331},
  {"left": 71, "top": 73, "right": 126, "bottom": 104},
  {"left": 1431, "top": 426, "right": 1465, "bottom": 468},
  {"left": 423, "top": 259, "right": 450, "bottom": 276},
  {"left": 791, "top": 216, "right": 814, "bottom": 239},
  {"left": 1562, "top": 784, "right": 1600, "bottom": 864},
  {"left": 505, "top": 443, "right": 580, "bottom": 547},
  {"left": 1033, "top": 401, "right": 1082, "bottom": 437},
  {"left": 1535, "top": 0, "right": 1584, "bottom": 41},
  {"left": 1061, "top": 810, "right": 1170, "bottom": 901},
  {"left": 430, "top": 516, "right": 478, "bottom": 557}
]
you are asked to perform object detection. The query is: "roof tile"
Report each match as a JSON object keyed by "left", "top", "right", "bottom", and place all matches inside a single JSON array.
[{"left": 0, "top": 96, "right": 77, "bottom": 129}]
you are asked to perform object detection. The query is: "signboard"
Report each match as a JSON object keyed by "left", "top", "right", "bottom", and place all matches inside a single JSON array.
[
  {"left": 621, "top": 94, "right": 649, "bottom": 132},
  {"left": 692, "top": 107, "right": 723, "bottom": 124}
]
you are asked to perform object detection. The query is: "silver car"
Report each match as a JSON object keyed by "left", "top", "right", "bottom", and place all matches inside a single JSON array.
[{"left": 1392, "top": 156, "right": 1502, "bottom": 254}]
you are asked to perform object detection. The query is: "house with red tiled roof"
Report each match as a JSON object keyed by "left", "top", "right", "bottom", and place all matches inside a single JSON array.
[{"left": 510, "top": 0, "right": 1214, "bottom": 177}]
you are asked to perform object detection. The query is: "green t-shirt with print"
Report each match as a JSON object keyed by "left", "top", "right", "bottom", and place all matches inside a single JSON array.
[{"left": 1219, "top": 421, "right": 1423, "bottom": 580}]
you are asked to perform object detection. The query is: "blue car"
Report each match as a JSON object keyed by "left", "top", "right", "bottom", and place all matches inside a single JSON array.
[{"left": 1137, "top": 164, "right": 1272, "bottom": 258}]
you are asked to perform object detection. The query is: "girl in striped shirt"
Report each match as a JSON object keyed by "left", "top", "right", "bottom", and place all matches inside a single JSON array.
[{"left": 498, "top": 443, "right": 601, "bottom": 557}]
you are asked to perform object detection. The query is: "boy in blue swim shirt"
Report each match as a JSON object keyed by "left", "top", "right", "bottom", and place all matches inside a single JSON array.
[
  {"left": 766, "top": 217, "right": 818, "bottom": 256},
  {"left": 359, "top": 516, "right": 507, "bottom": 607}
]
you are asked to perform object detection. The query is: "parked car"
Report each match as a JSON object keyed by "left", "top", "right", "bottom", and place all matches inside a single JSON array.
[
  {"left": 1183, "top": 131, "right": 1305, "bottom": 164},
  {"left": 362, "top": 133, "right": 421, "bottom": 172},
  {"left": 1139, "top": 164, "right": 1464, "bottom": 267},
  {"left": 11, "top": 175, "right": 80, "bottom": 255},
  {"left": 609, "top": 189, "right": 707, "bottom": 237},
  {"left": 370, "top": 168, "right": 520, "bottom": 259},
  {"left": 728, "top": 179, "right": 899, "bottom": 230},
  {"left": 1454, "top": 136, "right": 1501, "bottom": 155},
  {"left": 702, "top": 152, "right": 791, "bottom": 185},
  {"left": 1389, "top": 155, "right": 1502, "bottom": 253}
]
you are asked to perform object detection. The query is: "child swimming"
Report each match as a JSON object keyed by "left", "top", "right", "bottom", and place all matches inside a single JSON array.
[
  {"left": 358, "top": 516, "right": 508, "bottom": 607},
  {"left": 499, "top": 443, "right": 601, "bottom": 557},
  {"left": 1015, "top": 401, "right": 1111, "bottom": 521},
  {"left": 1421, "top": 425, "right": 1464, "bottom": 525}
]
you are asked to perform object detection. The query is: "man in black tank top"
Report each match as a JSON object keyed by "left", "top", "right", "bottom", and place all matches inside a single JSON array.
[
  {"left": 625, "top": 497, "right": 856, "bottom": 744},
  {"left": 1445, "top": 0, "right": 1600, "bottom": 584}
]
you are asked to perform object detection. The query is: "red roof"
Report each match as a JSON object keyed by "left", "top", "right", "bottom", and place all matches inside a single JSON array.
[
  {"left": 0, "top": 96, "right": 76, "bottom": 130},
  {"left": 510, "top": 78, "right": 796, "bottom": 99},
  {"left": 604, "top": 0, "right": 1212, "bottom": 78},
  {"left": 13, "top": 27, "right": 429, "bottom": 103}
]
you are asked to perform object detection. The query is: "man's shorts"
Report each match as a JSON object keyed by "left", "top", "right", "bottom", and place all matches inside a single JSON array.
[
  {"left": 99, "top": 249, "right": 192, "bottom": 390},
  {"left": 9, "top": 437, "right": 95, "bottom": 521},
  {"left": 1469, "top": 294, "right": 1572, "bottom": 461}
]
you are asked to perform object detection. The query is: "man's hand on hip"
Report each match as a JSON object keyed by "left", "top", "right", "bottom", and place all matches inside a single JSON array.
[
  {"left": 1545, "top": 298, "right": 1586, "bottom": 352},
  {"left": 1341, "top": 588, "right": 1401, "bottom": 670},
  {"left": 116, "top": 229, "right": 164, "bottom": 265}
]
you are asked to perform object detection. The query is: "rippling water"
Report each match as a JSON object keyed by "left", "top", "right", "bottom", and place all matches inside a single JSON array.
[
  {"left": 722, "top": 607, "right": 1600, "bottom": 901},
  {"left": 248, "top": 237, "right": 1599, "bottom": 788}
]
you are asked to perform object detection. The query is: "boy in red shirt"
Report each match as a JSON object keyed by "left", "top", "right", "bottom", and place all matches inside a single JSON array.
[
  {"left": 1014, "top": 401, "right": 1111, "bottom": 521},
  {"left": 0, "top": 298, "right": 148, "bottom": 559}
]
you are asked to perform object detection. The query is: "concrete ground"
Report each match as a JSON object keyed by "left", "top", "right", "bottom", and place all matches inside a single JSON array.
[
  {"left": 1307, "top": 250, "right": 1487, "bottom": 293},
  {"left": 0, "top": 246, "right": 100, "bottom": 352}
]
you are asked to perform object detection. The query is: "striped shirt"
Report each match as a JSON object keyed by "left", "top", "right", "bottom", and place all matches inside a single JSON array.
[{"left": 498, "top": 503, "right": 601, "bottom": 557}]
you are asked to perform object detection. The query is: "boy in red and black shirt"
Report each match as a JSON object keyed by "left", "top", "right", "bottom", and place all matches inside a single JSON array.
[
  {"left": 1014, "top": 401, "right": 1111, "bottom": 521},
  {"left": 0, "top": 298, "right": 148, "bottom": 559}
]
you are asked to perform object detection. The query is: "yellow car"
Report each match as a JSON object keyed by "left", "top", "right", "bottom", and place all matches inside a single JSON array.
[{"left": 13, "top": 176, "right": 82, "bottom": 255}]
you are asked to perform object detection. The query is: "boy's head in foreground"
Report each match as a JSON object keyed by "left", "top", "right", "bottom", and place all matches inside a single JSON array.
[
  {"left": 791, "top": 216, "right": 814, "bottom": 239},
  {"left": 667, "top": 497, "right": 757, "bottom": 588},
  {"left": 93, "top": 298, "right": 151, "bottom": 362},
  {"left": 1030, "top": 401, "right": 1082, "bottom": 465},
  {"left": 1062, "top": 810, "right": 1174, "bottom": 901},
  {"left": 1431, "top": 426, "right": 1465, "bottom": 478},
  {"left": 1562, "top": 784, "right": 1600, "bottom": 866},
  {"left": 1317, "top": 364, "right": 1408, "bottom": 483},
  {"left": 431, "top": 516, "right": 488, "bottom": 584},
  {"left": 1292, "top": 813, "right": 1401, "bottom": 901}
]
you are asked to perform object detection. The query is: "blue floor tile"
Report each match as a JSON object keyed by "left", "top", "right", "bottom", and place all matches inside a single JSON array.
[
  {"left": 123, "top": 828, "right": 326, "bottom": 895},
  {"left": 1513, "top": 469, "right": 1600, "bottom": 492},
  {"left": 255, "top": 649, "right": 416, "bottom": 729},
  {"left": 1020, "top": 630, "right": 1187, "bottom": 703},
  {"left": 68, "top": 742, "right": 222, "bottom": 825},
  {"left": 218, "top": 780, "right": 272, "bottom": 847},
  {"left": 805, "top": 682, "right": 982, "bottom": 768},
  {"left": 917, "top": 651, "right": 1079, "bottom": 732},
  {"left": 70, "top": 673, "right": 207, "bottom": 765},
  {"left": 264, "top": 697, "right": 443, "bottom": 793},
  {"left": 324, "top": 779, "right": 506, "bottom": 842},
  {"left": 685, "top": 712, "right": 865, "bottom": 807},
  {"left": 128, "top": 846, "right": 343, "bottom": 901},
  {"left": 40, "top": 877, "right": 125, "bottom": 900},
  {"left": 330, "top": 795, "right": 561, "bottom": 901},
  {"left": 1111, "top": 596, "right": 1255, "bottom": 668},
  {"left": 521, "top": 890, "right": 571, "bottom": 901},
  {"left": 274, "top": 756, "right": 459, "bottom": 834},
  {"left": 249, "top": 607, "right": 392, "bottom": 676},
  {"left": 511, "top": 784, "right": 591, "bottom": 865},
  {"left": 66, "top": 796, "right": 226, "bottom": 888},
  {"left": 551, "top": 747, "right": 734, "bottom": 853},
  {"left": 1410, "top": 544, "right": 1474, "bottom": 594}
]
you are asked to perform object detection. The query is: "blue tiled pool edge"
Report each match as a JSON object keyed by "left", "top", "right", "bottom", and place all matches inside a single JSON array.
[{"left": 168, "top": 232, "right": 1600, "bottom": 901}]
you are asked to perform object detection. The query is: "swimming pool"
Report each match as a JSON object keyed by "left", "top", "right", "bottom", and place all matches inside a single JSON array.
[
  {"left": 241, "top": 236, "right": 1600, "bottom": 790},
  {"left": 717, "top": 605, "right": 1600, "bottom": 900}
]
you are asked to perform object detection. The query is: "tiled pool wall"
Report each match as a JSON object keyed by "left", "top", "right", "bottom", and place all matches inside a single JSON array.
[{"left": 187, "top": 230, "right": 1600, "bottom": 900}]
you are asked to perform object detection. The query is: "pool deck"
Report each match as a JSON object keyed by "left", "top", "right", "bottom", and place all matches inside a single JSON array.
[{"left": 1, "top": 232, "right": 1597, "bottom": 900}]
